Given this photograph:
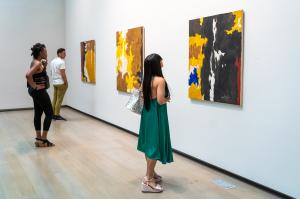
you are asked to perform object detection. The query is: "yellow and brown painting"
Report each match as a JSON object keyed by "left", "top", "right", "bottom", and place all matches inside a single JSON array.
[
  {"left": 189, "top": 10, "right": 243, "bottom": 105},
  {"left": 81, "top": 40, "right": 96, "bottom": 84},
  {"left": 116, "top": 26, "right": 144, "bottom": 93}
]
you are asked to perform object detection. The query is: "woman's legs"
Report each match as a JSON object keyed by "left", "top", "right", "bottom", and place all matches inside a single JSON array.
[
  {"left": 145, "top": 155, "right": 149, "bottom": 176},
  {"left": 146, "top": 158, "right": 157, "bottom": 180},
  {"left": 33, "top": 97, "right": 43, "bottom": 139},
  {"left": 31, "top": 90, "right": 54, "bottom": 146},
  {"left": 144, "top": 155, "right": 161, "bottom": 181},
  {"left": 40, "top": 90, "right": 53, "bottom": 140},
  {"left": 142, "top": 156, "right": 163, "bottom": 192}
]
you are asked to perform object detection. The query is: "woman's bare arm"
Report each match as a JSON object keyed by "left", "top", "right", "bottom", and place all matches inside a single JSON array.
[
  {"left": 25, "top": 61, "right": 45, "bottom": 90},
  {"left": 156, "top": 77, "right": 170, "bottom": 105}
]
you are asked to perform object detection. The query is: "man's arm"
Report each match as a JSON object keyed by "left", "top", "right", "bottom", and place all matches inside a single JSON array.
[{"left": 60, "top": 69, "right": 68, "bottom": 86}]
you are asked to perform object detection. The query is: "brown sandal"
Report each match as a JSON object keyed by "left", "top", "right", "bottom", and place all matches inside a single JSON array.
[{"left": 35, "top": 138, "right": 55, "bottom": 147}]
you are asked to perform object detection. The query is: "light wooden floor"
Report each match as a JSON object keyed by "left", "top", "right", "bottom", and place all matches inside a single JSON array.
[{"left": 0, "top": 108, "right": 281, "bottom": 199}]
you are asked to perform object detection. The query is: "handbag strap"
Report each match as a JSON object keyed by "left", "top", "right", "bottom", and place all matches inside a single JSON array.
[{"left": 139, "top": 69, "right": 144, "bottom": 91}]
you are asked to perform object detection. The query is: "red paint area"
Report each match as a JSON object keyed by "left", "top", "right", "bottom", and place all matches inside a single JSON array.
[{"left": 235, "top": 58, "right": 241, "bottom": 105}]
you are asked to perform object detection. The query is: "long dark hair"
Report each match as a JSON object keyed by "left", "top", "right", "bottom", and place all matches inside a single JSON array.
[
  {"left": 143, "top": 53, "right": 169, "bottom": 110},
  {"left": 30, "top": 43, "right": 46, "bottom": 59}
]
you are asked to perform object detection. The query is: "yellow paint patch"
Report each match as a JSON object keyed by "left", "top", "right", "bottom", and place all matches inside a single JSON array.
[
  {"left": 189, "top": 34, "right": 207, "bottom": 100},
  {"left": 116, "top": 34, "right": 124, "bottom": 73},
  {"left": 226, "top": 10, "right": 243, "bottom": 35},
  {"left": 200, "top": 17, "right": 204, "bottom": 26},
  {"left": 126, "top": 48, "right": 134, "bottom": 76},
  {"left": 189, "top": 34, "right": 208, "bottom": 48},
  {"left": 125, "top": 47, "right": 137, "bottom": 92},
  {"left": 188, "top": 83, "right": 203, "bottom": 100},
  {"left": 125, "top": 75, "right": 138, "bottom": 92},
  {"left": 85, "top": 49, "right": 95, "bottom": 83}
]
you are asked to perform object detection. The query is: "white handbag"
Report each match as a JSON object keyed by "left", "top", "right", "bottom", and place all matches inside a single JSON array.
[{"left": 126, "top": 88, "right": 144, "bottom": 114}]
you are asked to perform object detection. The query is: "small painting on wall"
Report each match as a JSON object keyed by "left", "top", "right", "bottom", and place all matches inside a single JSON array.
[
  {"left": 81, "top": 40, "right": 96, "bottom": 84},
  {"left": 188, "top": 10, "right": 243, "bottom": 105},
  {"left": 116, "top": 26, "right": 144, "bottom": 93}
]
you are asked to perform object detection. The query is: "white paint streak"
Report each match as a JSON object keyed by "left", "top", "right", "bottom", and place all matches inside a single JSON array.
[
  {"left": 212, "top": 18, "right": 217, "bottom": 46},
  {"left": 209, "top": 19, "right": 218, "bottom": 101},
  {"left": 209, "top": 18, "right": 226, "bottom": 101},
  {"left": 209, "top": 53, "right": 215, "bottom": 101},
  {"left": 120, "top": 30, "right": 128, "bottom": 78},
  {"left": 214, "top": 50, "right": 225, "bottom": 65}
]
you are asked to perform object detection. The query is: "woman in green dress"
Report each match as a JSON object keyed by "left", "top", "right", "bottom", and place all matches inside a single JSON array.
[{"left": 137, "top": 53, "right": 173, "bottom": 193}]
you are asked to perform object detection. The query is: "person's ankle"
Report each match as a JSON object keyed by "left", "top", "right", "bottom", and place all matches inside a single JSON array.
[{"left": 146, "top": 174, "right": 154, "bottom": 181}]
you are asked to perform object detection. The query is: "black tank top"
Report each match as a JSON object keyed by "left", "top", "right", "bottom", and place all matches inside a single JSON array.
[{"left": 27, "top": 70, "right": 50, "bottom": 89}]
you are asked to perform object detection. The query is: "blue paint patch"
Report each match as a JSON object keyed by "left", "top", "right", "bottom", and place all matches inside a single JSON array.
[{"left": 188, "top": 68, "right": 199, "bottom": 86}]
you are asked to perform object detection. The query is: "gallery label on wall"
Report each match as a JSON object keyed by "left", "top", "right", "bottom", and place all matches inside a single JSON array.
[
  {"left": 188, "top": 10, "right": 243, "bottom": 105},
  {"left": 81, "top": 40, "right": 96, "bottom": 84},
  {"left": 116, "top": 26, "right": 144, "bottom": 93}
]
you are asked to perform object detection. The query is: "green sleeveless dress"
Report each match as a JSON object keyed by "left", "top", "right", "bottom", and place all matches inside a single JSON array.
[{"left": 137, "top": 98, "right": 173, "bottom": 164}]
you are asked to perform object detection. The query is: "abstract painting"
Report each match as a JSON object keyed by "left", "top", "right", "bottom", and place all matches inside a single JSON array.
[
  {"left": 81, "top": 40, "right": 96, "bottom": 84},
  {"left": 188, "top": 10, "right": 243, "bottom": 105},
  {"left": 116, "top": 26, "right": 144, "bottom": 93}
]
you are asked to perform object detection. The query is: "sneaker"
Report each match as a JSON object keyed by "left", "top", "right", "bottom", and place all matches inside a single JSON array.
[{"left": 56, "top": 115, "right": 67, "bottom": 121}]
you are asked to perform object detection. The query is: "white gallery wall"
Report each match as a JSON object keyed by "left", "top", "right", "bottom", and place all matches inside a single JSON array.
[
  {"left": 0, "top": 0, "right": 65, "bottom": 110},
  {"left": 1, "top": 0, "right": 298, "bottom": 197},
  {"left": 20, "top": 0, "right": 299, "bottom": 198},
  {"left": 64, "top": 0, "right": 300, "bottom": 197}
]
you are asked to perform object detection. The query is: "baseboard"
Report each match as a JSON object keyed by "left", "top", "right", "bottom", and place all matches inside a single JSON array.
[
  {"left": 0, "top": 107, "right": 33, "bottom": 112},
  {"left": 0, "top": 105, "right": 68, "bottom": 113},
  {"left": 65, "top": 105, "right": 294, "bottom": 199}
]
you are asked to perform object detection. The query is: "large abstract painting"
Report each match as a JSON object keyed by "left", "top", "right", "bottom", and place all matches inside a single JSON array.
[
  {"left": 116, "top": 26, "right": 144, "bottom": 93},
  {"left": 188, "top": 10, "right": 243, "bottom": 105},
  {"left": 81, "top": 40, "right": 96, "bottom": 84}
]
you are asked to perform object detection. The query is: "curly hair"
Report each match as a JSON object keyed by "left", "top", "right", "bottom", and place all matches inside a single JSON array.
[
  {"left": 57, "top": 48, "right": 65, "bottom": 55},
  {"left": 30, "top": 43, "right": 46, "bottom": 59}
]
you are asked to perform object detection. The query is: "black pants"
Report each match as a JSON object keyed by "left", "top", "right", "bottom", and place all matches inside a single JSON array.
[{"left": 28, "top": 88, "right": 53, "bottom": 131}]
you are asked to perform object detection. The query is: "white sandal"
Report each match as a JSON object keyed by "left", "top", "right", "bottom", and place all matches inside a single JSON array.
[
  {"left": 154, "top": 172, "right": 162, "bottom": 182},
  {"left": 141, "top": 178, "right": 163, "bottom": 193},
  {"left": 143, "top": 174, "right": 162, "bottom": 183}
]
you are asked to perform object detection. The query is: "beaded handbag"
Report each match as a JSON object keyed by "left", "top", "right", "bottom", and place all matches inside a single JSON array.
[{"left": 126, "top": 88, "right": 143, "bottom": 114}]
